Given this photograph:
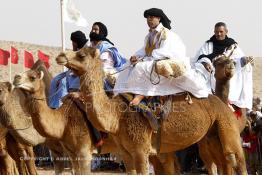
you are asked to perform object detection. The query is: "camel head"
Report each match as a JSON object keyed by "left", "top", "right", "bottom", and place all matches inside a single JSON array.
[
  {"left": 13, "top": 70, "right": 44, "bottom": 94},
  {"left": 213, "top": 55, "right": 236, "bottom": 81},
  {"left": 56, "top": 47, "right": 100, "bottom": 76},
  {"left": 0, "top": 82, "right": 12, "bottom": 106}
]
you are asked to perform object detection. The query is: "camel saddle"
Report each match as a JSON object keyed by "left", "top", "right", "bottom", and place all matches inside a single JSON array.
[{"left": 120, "top": 93, "right": 173, "bottom": 131}]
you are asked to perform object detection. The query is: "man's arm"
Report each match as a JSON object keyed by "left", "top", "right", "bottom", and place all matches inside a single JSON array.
[{"left": 192, "top": 42, "right": 211, "bottom": 64}]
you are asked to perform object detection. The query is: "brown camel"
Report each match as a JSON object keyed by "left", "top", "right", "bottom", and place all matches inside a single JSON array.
[
  {"left": 213, "top": 56, "right": 247, "bottom": 130},
  {"left": 0, "top": 81, "right": 71, "bottom": 175},
  {"left": 11, "top": 60, "right": 174, "bottom": 175},
  {"left": 0, "top": 59, "right": 72, "bottom": 175},
  {"left": 12, "top": 63, "right": 120, "bottom": 174},
  {"left": 198, "top": 55, "right": 247, "bottom": 175},
  {"left": 53, "top": 47, "right": 247, "bottom": 175}
]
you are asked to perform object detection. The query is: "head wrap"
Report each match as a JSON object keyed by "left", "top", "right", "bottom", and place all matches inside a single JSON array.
[
  {"left": 70, "top": 31, "right": 88, "bottom": 49},
  {"left": 89, "top": 22, "right": 114, "bottom": 45},
  {"left": 93, "top": 22, "right": 108, "bottom": 37},
  {"left": 144, "top": 8, "right": 171, "bottom": 29}
]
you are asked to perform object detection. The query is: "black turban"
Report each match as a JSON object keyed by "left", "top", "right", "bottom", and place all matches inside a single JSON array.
[
  {"left": 93, "top": 22, "right": 108, "bottom": 38},
  {"left": 144, "top": 8, "right": 171, "bottom": 29},
  {"left": 70, "top": 31, "right": 88, "bottom": 49},
  {"left": 90, "top": 22, "right": 114, "bottom": 45}
]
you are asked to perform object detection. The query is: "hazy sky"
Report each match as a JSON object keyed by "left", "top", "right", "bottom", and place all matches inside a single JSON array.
[{"left": 1, "top": 0, "right": 262, "bottom": 57}]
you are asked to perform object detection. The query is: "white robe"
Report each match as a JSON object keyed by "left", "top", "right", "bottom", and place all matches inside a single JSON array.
[
  {"left": 192, "top": 42, "right": 253, "bottom": 109},
  {"left": 114, "top": 23, "right": 209, "bottom": 98}
]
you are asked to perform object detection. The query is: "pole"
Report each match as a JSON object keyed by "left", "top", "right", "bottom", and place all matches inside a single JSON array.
[
  {"left": 23, "top": 50, "right": 25, "bottom": 72},
  {"left": 60, "top": 0, "right": 67, "bottom": 72},
  {"left": 9, "top": 46, "right": 12, "bottom": 82},
  {"left": 60, "top": 0, "right": 65, "bottom": 52}
]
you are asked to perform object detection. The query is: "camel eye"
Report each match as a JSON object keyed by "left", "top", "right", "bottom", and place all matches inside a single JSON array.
[
  {"left": 29, "top": 76, "right": 36, "bottom": 81},
  {"left": 76, "top": 52, "right": 86, "bottom": 61}
]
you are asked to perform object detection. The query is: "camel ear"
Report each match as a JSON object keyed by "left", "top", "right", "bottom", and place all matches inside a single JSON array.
[
  {"left": 39, "top": 71, "right": 44, "bottom": 80},
  {"left": 4, "top": 82, "right": 13, "bottom": 92}
]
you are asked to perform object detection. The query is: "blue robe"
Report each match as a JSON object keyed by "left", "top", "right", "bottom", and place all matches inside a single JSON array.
[{"left": 49, "top": 42, "right": 126, "bottom": 108}]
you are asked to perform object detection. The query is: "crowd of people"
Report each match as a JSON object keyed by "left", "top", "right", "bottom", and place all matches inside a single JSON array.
[{"left": 41, "top": 7, "right": 257, "bottom": 174}]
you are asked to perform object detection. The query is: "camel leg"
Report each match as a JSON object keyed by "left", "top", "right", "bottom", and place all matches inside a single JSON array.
[
  {"left": 149, "top": 155, "right": 164, "bottom": 175},
  {"left": 113, "top": 139, "right": 136, "bottom": 175},
  {"left": 0, "top": 154, "right": 17, "bottom": 175},
  {"left": 217, "top": 121, "right": 248, "bottom": 175},
  {"left": 121, "top": 152, "right": 136, "bottom": 175},
  {"left": 24, "top": 146, "right": 37, "bottom": 175},
  {"left": 6, "top": 146, "right": 27, "bottom": 174},
  {"left": 132, "top": 151, "right": 149, "bottom": 175},
  {"left": 64, "top": 146, "right": 91, "bottom": 175},
  {"left": 157, "top": 153, "right": 178, "bottom": 175},
  {"left": 5, "top": 134, "right": 31, "bottom": 175},
  {"left": 50, "top": 150, "right": 65, "bottom": 175},
  {"left": 199, "top": 137, "right": 218, "bottom": 175},
  {"left": 76, "top": 148, "right": 92, "bottom": 175}
]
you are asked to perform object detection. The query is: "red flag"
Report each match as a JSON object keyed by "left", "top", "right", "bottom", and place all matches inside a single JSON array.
[
  {"left": 38, "top": 50, "right": 50, "bottom": 68},
  {"left": 0, "top": 49, "right": 10, "bottom": 65},
  {"left": 24, "top": 50, "right": 34, "bottom": 68},
  {"left": 11, "top": 46, "right": 19, "bottom": 64}
]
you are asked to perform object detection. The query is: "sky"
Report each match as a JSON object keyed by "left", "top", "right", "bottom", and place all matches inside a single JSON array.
[{"left": 0, "top": 0, "right": 262, "bottom": 58}]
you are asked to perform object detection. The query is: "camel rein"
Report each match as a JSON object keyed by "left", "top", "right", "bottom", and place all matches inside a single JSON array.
[
  {"left": 107, "top": 57, "right": 146, "bottom": 76},
  {"left": 149, "top": 57, "right": 170, "bottom": 85},
  {"left": 209, "top": 70, "right": 215, "bottom": 95}
]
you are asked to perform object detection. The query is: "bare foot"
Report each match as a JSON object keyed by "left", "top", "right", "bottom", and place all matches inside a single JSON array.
[{"left": 130, "top": 95, "right": 145, "bottom": 106}]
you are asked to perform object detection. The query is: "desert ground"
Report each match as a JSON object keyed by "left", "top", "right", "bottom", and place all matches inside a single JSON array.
[{"left": 0, "top": 40, "right": 261, "bottom": 174}]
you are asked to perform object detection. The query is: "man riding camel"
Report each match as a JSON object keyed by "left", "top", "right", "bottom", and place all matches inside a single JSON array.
[
  {"left": 114, "top": 8, "right": 209, "bottom": 105},
  {"left": 193, "top": 22, "right": 253, "bottom": 109}
]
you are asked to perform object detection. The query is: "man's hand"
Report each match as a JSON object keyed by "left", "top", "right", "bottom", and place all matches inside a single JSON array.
[
  {"left": 201, "top": 62, "right": 213, "bottom": 73},
  {"left": 130, "top": 56, "right": 138, "bottom": 64},
  {"left": 62, "top": 92, "right": 84, "bottom": 103},
  {"left": 241, "top": 56, "right": 254, "bottom": 67}
]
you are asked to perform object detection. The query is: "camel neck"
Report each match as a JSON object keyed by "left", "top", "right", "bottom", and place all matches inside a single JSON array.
[
  {"left": 0, "top": 89, "right": 31, "bottom": 129},
  {"left": 25, "top": 87, "right": 66, "bottom": 139},
  {"left": 0, "top": 89, "right": 46, "bottom": 145},
  {"left": 80, "top": 71, "right": 120, "bottom": 134},
  {"left": 215, "top": 79, "right": 230, "bottom": 103}
]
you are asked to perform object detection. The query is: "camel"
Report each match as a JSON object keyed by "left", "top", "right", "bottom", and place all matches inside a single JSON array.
[
  {"left": 198, "top": 55, "right": 248, "bottom": 175},
  {"left": 11, "top": 59, "right": 174, "bottom": 175},
  {"left": 0, "top": 81, "right": 70, "bottom": 175},
  {"left": 12, "top": 62, "right": 121, "bottom": 175},
  {"left": 53, "top": 47, "right": 247, "bottom": 175},
  {"left": 1, "top": 91, "right": 37, "bottom": 175},
  {"left": 0, "top": 60, "right": 72, "bottom": 175},
  {"left": 213, "top": 56, "right": 247, "bottom": 130}
]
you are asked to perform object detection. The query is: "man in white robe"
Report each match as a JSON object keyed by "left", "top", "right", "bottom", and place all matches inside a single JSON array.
[
  {"left": 114, "top": 8, "right": 209, "bottom": 105},
  {"left": 192, "top": 22, "right": 253, "bottom": 109}
]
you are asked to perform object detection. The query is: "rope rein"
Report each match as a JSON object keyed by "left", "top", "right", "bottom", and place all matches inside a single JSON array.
[{"left": 150, "top": 57, "right": 170, "bottom": 85}]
